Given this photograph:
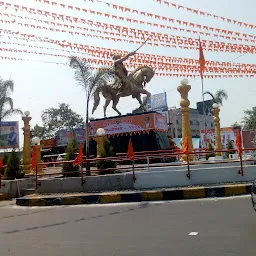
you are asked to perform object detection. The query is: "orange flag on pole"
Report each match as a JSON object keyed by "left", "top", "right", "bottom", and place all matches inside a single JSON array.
[
  {"left": 127, "top": 138, "right": 134, "bottom": 160},
  {"left": 183, "top": 136, "right": 189, "bottom": 155},
  {"left": 31, "top": 146, "right": 37, "bottom": 171},
  {"left": 73, "top": 143, "right": 83, "bottom": 167},
  {"left": 199, "top": 37, "right": 205, "bottom": 79},
  {"left": 235, "top": 130, "right": 243, "bottom": 157}
]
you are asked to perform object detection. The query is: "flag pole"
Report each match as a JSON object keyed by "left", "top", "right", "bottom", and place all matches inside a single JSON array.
[
  {"left": 199, "top": 37, "right": 207, "bottom": 149},
  {"left": 201, "top": 77, "right": 207, "bottom": 148}
]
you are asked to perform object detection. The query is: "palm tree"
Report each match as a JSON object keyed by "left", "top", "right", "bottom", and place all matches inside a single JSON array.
[
  {"left": 0, "top": 78, "right": 23, "bottom": 135},
  {"left": 203, "top": 89, "right": 228, "bottom": 106},
  {"left": 69, "top": 56, "right": 109, "bottom": 170}
]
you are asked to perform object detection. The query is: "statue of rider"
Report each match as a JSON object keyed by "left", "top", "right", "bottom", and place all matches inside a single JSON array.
[{"left": 112, "top": 50, "right": 137, "bottom": 95}]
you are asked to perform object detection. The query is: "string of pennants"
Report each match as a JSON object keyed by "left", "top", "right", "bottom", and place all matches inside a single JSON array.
[
  {"left": 0, "top": 0, "right": 254, "bottom": 79},
  {"left": 0, "top": 17, "right": 255, "bottom": 54},
  {"left": 1, "top": 37, "right": 256, "bottom": 72},
  {"left": 0, "top": 54, "right": 254, "bottom": 78},
  {"left": 1, "top": 0, "right": 256, "bottom": 45},
  {"left": 1, "top": 40, "right": 256, "bottom": 74},
  {"left": 0, "top": 13, "right": 255, "bottom": 53},
  {"left": 153, "top": 0, "right": 255, "bottom": 30},
  {"left": 0, "top": 2, "right": 255, "bottom": 55},
  {"left": 31, "top": 0, "right": 256, "bottom": 40},
  {"left": 1, "top": 34, "right": 253, "bottom": 70},
  {"left": 1, "top": 38, "right": 256, "bottom": 74}
]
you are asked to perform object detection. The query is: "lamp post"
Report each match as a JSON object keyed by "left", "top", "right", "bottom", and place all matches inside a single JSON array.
[
  {"left": 212, "top": 103, "right": 222, "bottom": 156},
  {"left": 177, "top": 78, "right": 194, "bottom": 161},
  {"left": 22, "top": 111, "right": 32, "bottom": 174},
  {"left": 31, "top": 136, "right": 43, "bottom": 173},
  {"left": 95, "top": 128, "right": 105, "bottom": 157}
]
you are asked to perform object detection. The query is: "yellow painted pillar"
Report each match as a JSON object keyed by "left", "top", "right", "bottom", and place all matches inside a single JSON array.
[
  {"left": 212, "top": 103, "right": 222, "bottom": 156},
  {"left": 22, "top": 111, "right": 32, "bottom": 174},
  {"left": 177, "top": 79, "right": 194, "bottom": 161},
  {"left": 95, "top": 128, "right": 106, "bottom": 157},
  {"left": 94, "top": 136, "right": 105, "bottom": 157}
]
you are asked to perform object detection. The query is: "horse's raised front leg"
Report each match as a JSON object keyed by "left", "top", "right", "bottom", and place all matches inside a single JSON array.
[
  {"left": 112, "top": 96, "right": 121, "bottom": 116},
  {"left": 135, "top": 94, "right": 143, "bottom": 105},
  {"left": 134, "top": 88, "right": 151, "bottom": 106}
]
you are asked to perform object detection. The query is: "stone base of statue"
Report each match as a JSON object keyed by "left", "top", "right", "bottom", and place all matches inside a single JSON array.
[{"left": 88, "top": 111, "right": 169, "bottom": 158}]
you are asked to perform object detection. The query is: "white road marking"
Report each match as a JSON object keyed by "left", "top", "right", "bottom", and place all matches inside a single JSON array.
[{"left": 189, "top": 232, "right": 198, "bottom": 236}]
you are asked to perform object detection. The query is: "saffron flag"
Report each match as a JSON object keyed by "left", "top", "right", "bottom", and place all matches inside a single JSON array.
[
  {"left": 31, "top": 146, "right": 37, "bottom": 171},
  {"left": 235, "top": 130, "right": 243, "bottom": 157},
  {"left": 199, "top": 37, "right": 205, "bottom": 79},
  {"left": 183, "top": 136, "right": 189, "bottom": 155},
  {"left": 73, "top": 143, "right": 83, "bottom": 167},
  {"left": 127, "top": 138, "right": 135, "bottom": 160}
]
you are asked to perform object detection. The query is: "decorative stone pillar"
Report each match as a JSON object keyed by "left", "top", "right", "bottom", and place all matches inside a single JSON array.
[
  {"left": 22, "top": 111, "right": 32, "bottom": 173},
  {"left": 95, "top": 128, "right": 105, "bottom": 157},
  {"left": 31, "top": 137, "right": 43, "bottom": 173},
  {"left": 177, "top": 79, "right": 194, "bottom": 161},
  {"left": 212, "top": 103, "right": 222, "bottom": 156}
]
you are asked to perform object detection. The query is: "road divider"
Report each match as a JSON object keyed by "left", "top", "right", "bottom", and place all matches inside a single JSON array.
[{"left": 16, "top": 183, "right": 253, "bottom": 207}]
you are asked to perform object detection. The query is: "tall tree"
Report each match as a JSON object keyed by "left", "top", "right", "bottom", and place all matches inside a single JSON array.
[
  {"left": 242, "top": 107, "right": 256, "bottom": 130},
  {"left": 203, "top": 89, "right": 228, "bottom": 106},
  {"left": 69, "top": 56, "right": 109, "bottom": 163},
  {"left": 0, "top": 78, "right": 23, "bottom": 133},
  {"left": 30, "top": 124, "right": 46, "bottom": 139},
  {"left": 41, "top": 103, "right": 84, "bottom": 138}
]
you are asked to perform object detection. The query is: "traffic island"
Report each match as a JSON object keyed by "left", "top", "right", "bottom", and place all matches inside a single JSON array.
[{"left": 16, "top": 183, "right": 253, "bottom": 207}]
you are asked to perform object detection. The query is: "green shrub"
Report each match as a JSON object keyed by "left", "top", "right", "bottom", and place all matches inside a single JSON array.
[
  {"left": 226, "top": 139, "right": 235, "bottom": 158},
  {"left": 207, "top": 143, "right": 215, "bottom": 158},
  {"left": 5, "top": 149, "right": 24, "bottom": 180},
  {"left": 2, "top": 153, "right": 10, "bottom": 165},
  {"left": 62, "top": 138, "right": 80, "bottom": 177},
  {"left": 96, "top": 137, "right": 116, "bottom": 174}
]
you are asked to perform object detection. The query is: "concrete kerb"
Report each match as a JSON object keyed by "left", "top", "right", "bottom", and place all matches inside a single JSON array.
[{"left": 16, "top": 183, "right": 253, "bottom": 207}]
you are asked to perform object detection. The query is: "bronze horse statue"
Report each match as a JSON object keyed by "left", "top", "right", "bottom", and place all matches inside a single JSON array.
[{"left": 92, "top": 66, "right": 155, "bottom": 117}]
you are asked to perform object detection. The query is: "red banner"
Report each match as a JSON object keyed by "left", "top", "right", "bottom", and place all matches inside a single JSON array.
[{"left": 88, "top": 113, "right": 168, "bottom": 137}]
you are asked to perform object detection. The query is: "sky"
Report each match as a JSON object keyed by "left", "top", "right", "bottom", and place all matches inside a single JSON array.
[{"left": 0, "top": 0, "right": 256, "bottom": 147}]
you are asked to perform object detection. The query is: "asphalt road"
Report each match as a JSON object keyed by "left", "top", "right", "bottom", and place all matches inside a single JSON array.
[{"left": 0, "top": 196, "right": 255, "bottom": 256}]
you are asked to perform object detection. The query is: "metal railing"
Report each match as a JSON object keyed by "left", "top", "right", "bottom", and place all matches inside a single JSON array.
[{"left": 0, "top": 148, "right": 255, "bottom": 191}]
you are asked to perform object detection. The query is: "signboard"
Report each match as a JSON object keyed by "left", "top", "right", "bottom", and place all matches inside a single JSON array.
[
  {"left": 89, "top": 112, "right": 168, "bottom": 137},
  {"left": 173, "top": 138, "right": 200, "bottom": 149},
  {"left": 143, "top": 92, "right": 168, "bottom": 112},
  {"left": 242, "top": 130, "right": 256, "bottom": 149},
  {"left": 200, "top": 127, "right": 236, "bottom": 149},
  {"left": 0, "top": 121, "right": 19, "bottom": 149},
  {"left": 56, "top": 128, "right": 85, "bottom": 146},
  {"left": 154, "top": 113, "right": 168, "bottom": 131},
  {"left": 40, "top": 138, "right": 56, "bottom": 148},
  {"left": 197, "top": 100, "right": 213, "bottom": 116}
]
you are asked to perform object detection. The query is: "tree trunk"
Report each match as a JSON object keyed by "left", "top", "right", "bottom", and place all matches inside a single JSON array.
[{"left": 85, "top": 95, "right": 91, "bottom": 175}]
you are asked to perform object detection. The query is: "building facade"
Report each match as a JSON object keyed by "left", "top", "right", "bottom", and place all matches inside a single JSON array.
[{"left": 167, "top": 107, "right": 214, "bottom": 138}]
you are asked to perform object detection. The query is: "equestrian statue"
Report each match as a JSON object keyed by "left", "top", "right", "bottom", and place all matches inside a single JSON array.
[{"left": 92, "top": 39, "right": 155, "bottom": 117}]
